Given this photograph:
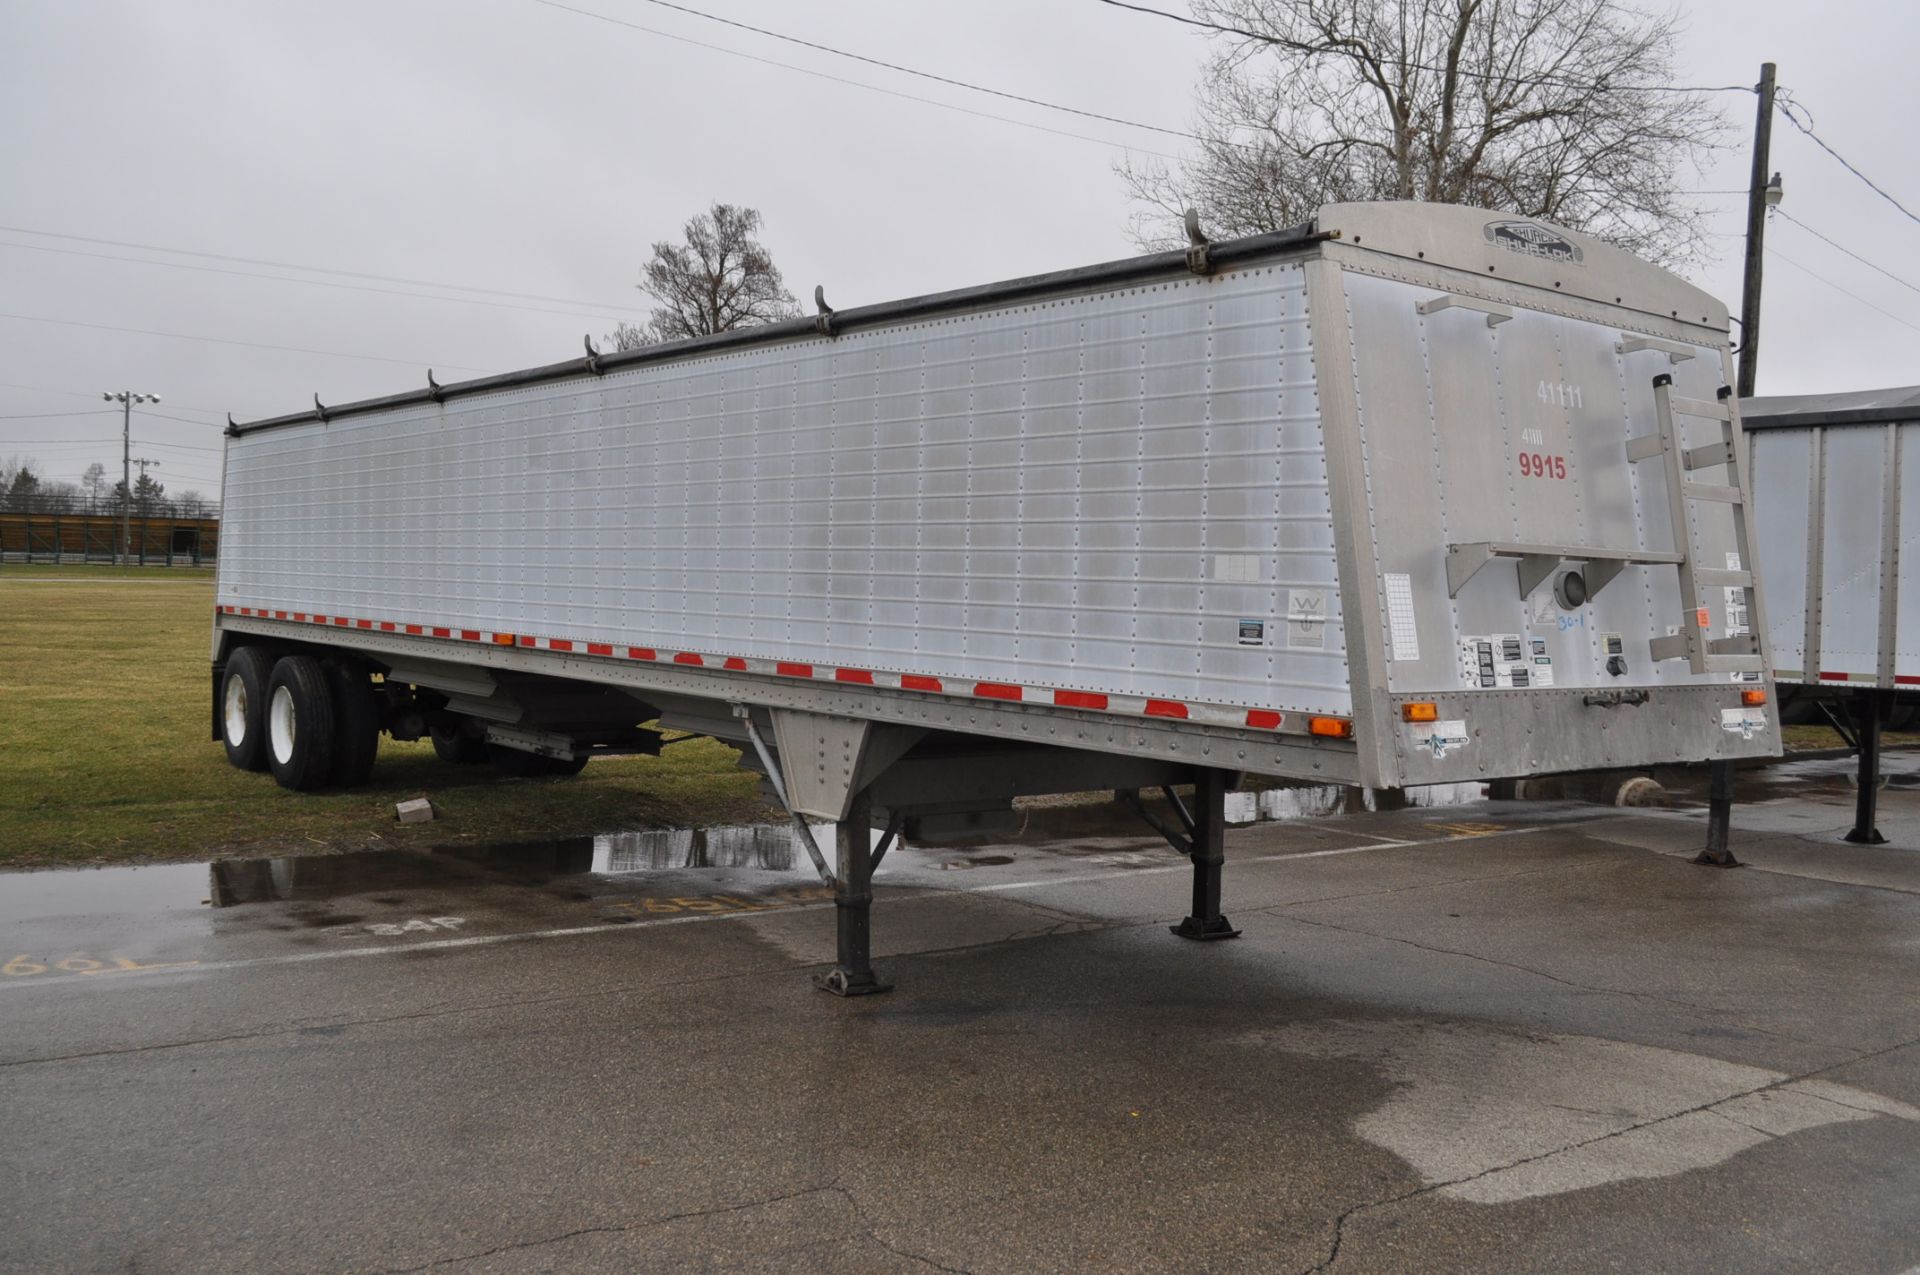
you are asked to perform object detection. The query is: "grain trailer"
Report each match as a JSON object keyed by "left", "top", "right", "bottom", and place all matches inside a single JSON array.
[
  {"left": 1747, "top": 384, "right": 1920, "bottom": 843},
  {"left": 211, "top": 201, "right": 1779, "bottom": 994}
]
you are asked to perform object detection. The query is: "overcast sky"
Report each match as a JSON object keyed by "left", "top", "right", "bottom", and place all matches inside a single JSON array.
[{"left": 2, "top": 0, "right": 1915, "bottom": 500}]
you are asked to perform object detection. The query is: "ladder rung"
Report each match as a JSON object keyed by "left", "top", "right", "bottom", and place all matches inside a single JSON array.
[
  {"left": 1703, "top": 655, "right": 1765, "bottom": 674},
  {"left": 1625, "top": 434, "right": 1666, "bottom": 462},
  {"left": 1694, "top": 569, "right": 1753, "bottom": 589},
  {"left": 1683, "top": 481, "right": 1743, "bottom": 505},
  {"left": 1671, "top": 395, "right": 1732, "bottom": 421},
  {"left": 1649, "top": 633, "right": 1691, "bottom": 662},
  {"left": 1684, "top": 441, "right": 1735, "bottom": 470}
]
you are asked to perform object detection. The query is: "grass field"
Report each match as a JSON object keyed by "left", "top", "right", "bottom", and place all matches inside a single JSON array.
[{"left": 0, "top": 571, "right": 770, "bottom": 869}]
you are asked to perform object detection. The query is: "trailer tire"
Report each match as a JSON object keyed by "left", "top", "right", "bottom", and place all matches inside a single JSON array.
[
  {"left": 324, "top": 659, "right": 380, "bottom": 787},
  {"left": 220, "top": 645, "right": 276, "bottom": 772},
  {"left": 266, "top": 656, "right": 337, "bottom": 791},
  {"left": 430, "top": 722, "right": 489, "bottom": 765}
]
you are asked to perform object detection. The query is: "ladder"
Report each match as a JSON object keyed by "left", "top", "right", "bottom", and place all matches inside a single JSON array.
[{"left": 1626, "top": 374, "right": 1767, "bottom": 676}]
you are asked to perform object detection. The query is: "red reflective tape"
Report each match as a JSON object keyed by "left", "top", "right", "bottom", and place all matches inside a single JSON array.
[
  {"left": 1818, "top": 672, "right": 1850, "bottom": 681},
  {"left": 312, "top": 615, "right": 328, "bottom": 624},
  {"left": 517, "top": 635, "right": 536, "bottom": 647},
  {"left": 1053, "top": 690, "right": 1108, "bottom": 710},
  {"left": 405, "top": 624, "right": 423, "bottom": 635},
  {"left": 900, "top": 675, "right": 943, "bottom": 692},
  {"left": 461, "top": 629, "right": 481, "bottom": 641},
  {"left": 547, "top": 639, "right": 572, "bottom": 652},
  {"left": 292, "top": 613, "right": 307, "bottom": 623},
  {"left": 673, "top": 652, "right": 704, "bottom": 666},
  {"left": 354, "top": 619, "right": 371, "bottom": 629},
  {"left": 973, "top": 681, "right": 1022, "bottom": 701},
  {"left": 587, "top": 642, "right": 613, "bottom": 657},
  {"left": 1245, "top": 709, "right": 1283, "bottom": 730},
  {"left": 379, "top": 622, "right": 396, "bottom": 632},
  {"left": 335, "top": 617, "right": 351, "bottom": 627},
  {"left": 1898, "top": 676, "right": 1920, "bottom": 686},
  {"left": 835, "top": 668, "right": 874, "bottom": 685},
  {"left": 275, "top": 611, "right": 288, "bottom": 620},
  {"left": 1145, "top": 699, "right": 1188, "bottom": 720},
  {"left": 628, "top": 647, "right": 656, "bottom": 660},
  {"left": 431, "top": 627, "right": 450, "bottom": 638},
  {"left": 776, "top": 662, "right": 814, "bottom": 678},
  {"left": 723, "top": 657, "right": 747, "bottom": 670}
]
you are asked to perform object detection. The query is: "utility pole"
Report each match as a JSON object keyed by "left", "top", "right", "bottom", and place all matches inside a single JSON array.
[
  {"left": 101, "top": 389, "right": 160, "bottom": 566},
  {"left": 1702, "top": 62, "right": 1779, "bottom": 869},
  {"left": 1737, "top": 63, "right": 1778, "bottom": 398}
]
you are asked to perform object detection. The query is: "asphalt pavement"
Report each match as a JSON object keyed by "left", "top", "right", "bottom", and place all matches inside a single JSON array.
[{"left": 3, "top": 755, "right": 1919, "bottom": 1274}]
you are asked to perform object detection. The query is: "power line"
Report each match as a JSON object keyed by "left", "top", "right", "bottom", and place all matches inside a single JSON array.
[
  {"left": 1775, "top": 209, "right": 1920, "bottom": 298},
  {"left": 0, "top": 225, "right": 645, "bottom": 315},
  {"left": 139, "top": 409, "right": 228, "bottom": 431},
  {"left": 0, "top": 409, "right": 115, "bottom": 420},
  {"left": 0, "top": 237, "right": 645, "bottom": 324},
  {"left": 526, "top": 0, "right": 1183, "bottom": 159},
  {"left": 1767, "top": 246, "right": 1920, "bottom": 336},
  {"left": 0, "top": 312, "right": 496, "bottom": 374},
  {"left": 616, "top": 0, "right": 1205, "bottom": 144},
  {"left": 1776, "top": 94, "right": 1920, "bottom": 229},
  {"left": 0, "top": 436, "right": 219, "bottom": 453},
  {"left": 1089, "top": 0, "right": 1757, "bottom": 95}
]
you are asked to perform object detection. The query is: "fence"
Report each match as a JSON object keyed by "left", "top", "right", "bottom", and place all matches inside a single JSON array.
[{"left": 0, "top": 511, "right": 219, "bottom": 566}]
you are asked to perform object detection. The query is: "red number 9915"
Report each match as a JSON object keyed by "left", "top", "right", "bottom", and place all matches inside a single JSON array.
[{"left": 1519, "top": 452, "right": 1567, "bottom": 480}]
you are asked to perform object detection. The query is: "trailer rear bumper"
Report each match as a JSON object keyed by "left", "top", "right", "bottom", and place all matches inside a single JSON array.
[{"left": 1383, "top": 685, "right": 1780, "bottom": 787}]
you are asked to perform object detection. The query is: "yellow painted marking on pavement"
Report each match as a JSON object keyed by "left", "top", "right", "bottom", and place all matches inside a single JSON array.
[{"left": 6, "top": 954, "right": 201, "bottom": 981}]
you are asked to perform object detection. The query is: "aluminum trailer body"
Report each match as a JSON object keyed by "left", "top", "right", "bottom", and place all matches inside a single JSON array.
[
  {"left": 1747, "top": 384, "right": 1920, "bottom": 842},
  {"left": 211, "top": 201, "right": 1778, "bottom": 990}
]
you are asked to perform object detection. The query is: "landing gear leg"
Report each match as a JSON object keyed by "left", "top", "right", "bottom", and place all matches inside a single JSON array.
[
  {"left": 1694, "top": 760, "right": 1741, "bottom": 868},
  {"left": 1845, "top": 688, "right": 1889, "bottom": 845},
  {"left": 816, "top": 788, "right": 892, "bottom": 996},
  {"left": 1172, "top": 768, "right": 1241, "bottom": 941}
]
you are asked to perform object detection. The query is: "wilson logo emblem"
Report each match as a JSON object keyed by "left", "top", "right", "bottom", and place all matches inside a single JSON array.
[{"left": 1483, "top": 219, "right": 1584, "bottom": 265}]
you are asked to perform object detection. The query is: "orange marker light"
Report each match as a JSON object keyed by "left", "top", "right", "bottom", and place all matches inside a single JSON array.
[
  {"left": 1740, "top": 688, "right": 1768, "bottom": 707},
  {"left": 492, "top": 632, "right": 517, "bottom": 646},
  {"left": 1401, "top": 702, "right": 1439, "bottom": 723},
  {"left": 1308, "top": 716, "right": 1353, "bottom": 739}
]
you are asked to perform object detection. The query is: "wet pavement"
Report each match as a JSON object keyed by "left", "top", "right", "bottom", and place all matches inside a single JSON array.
[{"left": 3, "top": 762, "right": 1919, "bottom": 1273}]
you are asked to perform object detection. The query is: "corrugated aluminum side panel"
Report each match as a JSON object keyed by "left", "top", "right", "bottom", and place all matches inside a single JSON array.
[
  {"left": 1749, "top": 428, "right": 1813, "bottom": 681},
  {"left": 1816, "top": 426, "right": 1888, "bottom": 679},
  {"left": 218, "top": 259, "right": 1349, "bottom": 717}
]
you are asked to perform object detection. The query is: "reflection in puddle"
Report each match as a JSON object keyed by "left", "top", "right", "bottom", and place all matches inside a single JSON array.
[
  {"left": 205, "top": 823, "right": 897, "bottom": 907},
  {"left": 1225, "top": 782, "right": 1485, "bottom": 824},
  {"left": 592, "top": 823, "right": 860, "bottom": 874}
]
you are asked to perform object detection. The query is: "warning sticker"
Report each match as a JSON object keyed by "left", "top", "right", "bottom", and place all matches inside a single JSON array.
[
  {"left": 1411, "top": 718, "right": 1470, "bottom": 758},
  {"left": 1721, "top": 706, "right": 1768, "bottom": 739},
  {"left": 1285, "top": 588, "right": 1327, "bottom": 649},
  {"left": 1237, "top": 619, "right": 1265, "bottom": 647},
  {"left": 1458, "top": 633, "right": 1547, "bottom": 689}
]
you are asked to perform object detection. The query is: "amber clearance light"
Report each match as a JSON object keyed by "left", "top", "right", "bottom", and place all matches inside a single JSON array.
[
  {"left": 1309, "top": 716, "right": 1353, "bottom": 739},
  {"left": 1401, "top": 701, "right": 1439, "bottom": 723},
  {"left": 1740, "top": 688, "right": 1768, "bottom": 707}
]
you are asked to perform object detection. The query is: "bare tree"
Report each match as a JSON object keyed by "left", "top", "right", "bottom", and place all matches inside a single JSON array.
[
  {"left": 608, "top": 203, "right": 799, "bottom": 351},
  {"left": 1118, "top": 0, "right": 1728, "bottom": 266},
  {"left": 81, "top": 462, "right": 108, "bottom": 512}
]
